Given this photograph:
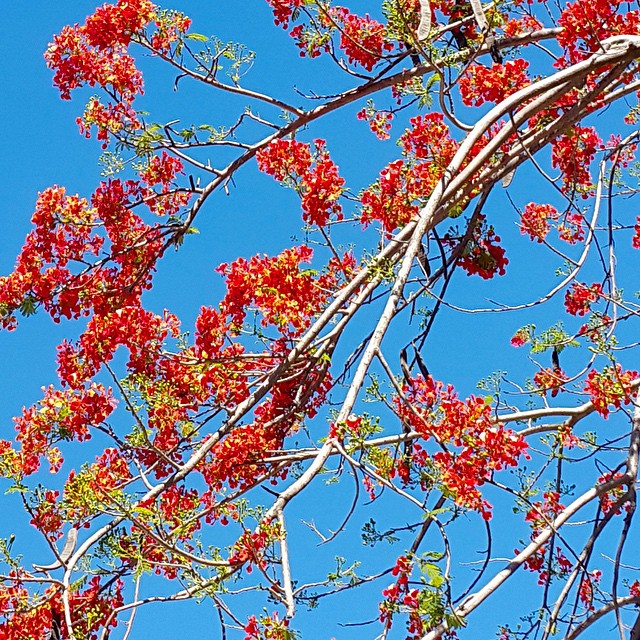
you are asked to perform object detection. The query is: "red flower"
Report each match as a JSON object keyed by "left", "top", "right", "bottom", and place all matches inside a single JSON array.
[
  {"left": 533, "top": 367, "right": 568, "bottom": 397},
  {"left": 584, "top": 364, "right": 638, "bottom": 418},
  {"left": 266, "top": 0, "right": 305, "bottom": 27},
  {"left": 448, "top": 215, "right": 509, "bottom": 280},
  {"left": 520, "top": 203, "right": 560, "bottom": 243},
  {"left": 328, "top": 7, "right": 394, "bottom": 71},
  {"left": 460, "top": 59, "right": 530, "bottom": 107},
  {"left": 256, "top": 139, "right": 344, "bottom": 227},
  {"left": 564, "top": 282, "right": 602, "bottom": 316},
  {"left": 551, "top": 126, "right": 601, "bottom": 196}
]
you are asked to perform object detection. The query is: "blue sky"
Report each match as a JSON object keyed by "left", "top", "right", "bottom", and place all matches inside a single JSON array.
[{"left": 1, "top": 2, "right": 640, "bottom": 639}]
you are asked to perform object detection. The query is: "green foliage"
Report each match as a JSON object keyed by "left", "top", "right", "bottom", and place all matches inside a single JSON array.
[
  {"left": 99, "top": 151, "right": 126, "bottom": 177},
  {"left": 361, "top": 518, "right": 401, "bottom": 546}
]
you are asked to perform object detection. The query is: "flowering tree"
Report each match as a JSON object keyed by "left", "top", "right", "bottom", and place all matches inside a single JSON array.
[{"left": 3, "top": 1, "right": 640, "bottom": 638}]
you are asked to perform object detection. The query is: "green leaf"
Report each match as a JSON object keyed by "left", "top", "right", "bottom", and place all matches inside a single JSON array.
[
  {"left": 186, "top": 33, "right": 209, "bottom": 42},
  {"left": 18, "top": 295, "right": 37, "bottom": 317}
]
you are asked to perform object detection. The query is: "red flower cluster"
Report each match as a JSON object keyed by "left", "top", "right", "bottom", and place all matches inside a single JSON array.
[
  {"left": 558, "top": 211, "right": 585, "bottom": 244},
  {"left": 557, "top": 0, "right": 640, "bottom": 65},
  {"left": 0, "top": 186, "right": 101, "bottom": 328},
  {"left": 289, "top": 22, "right": 332, "bottom": 58},
  {"left": 501, "top": 15, "right": 543, "bottom": 37},
  {"left": 44, "top": 0, "right": 156, "bottom": 157},
  {"left": 379, "top": 552, "right": 439, "bottom": 638},
  {"left": 522, "top": 492, "right": 573, "bottom": 584},
  {"left": 228, "top": 522, "right": 280, "bottom": 571},
  {"left": 380, "top": 555, "right": 422, "bottom": 636},
  {"left": 4, "top": 384, "right": 116, "bottom": 478},
  {"left": 256, "top": 139, "right": 345, "bottom": 227},
  {"left": 139, "top": 152, "right": 190, "bottom": 216},
  {"left": 328, "top": 7, "right": 394, "bottom": 71},
  {"left": 265, "top": 0, "right": 305, "bottom": 27},
  {"left": 598, "top": 471, "right": 629, "bottom": 515},
  {"left": 83, "top": 0, "right": 156, "bottom": 48},
  {"left": 564, "top": 282, "right": 603, "bottom": 316},
  {"left": 63, "top": 449, "right": 133, "bottom": 522},
  {"left": 0, "top": 576, "right": 124, "bottom": 640},
  {"left": 460, "top": 59, "right": 530, "bottom": 107},
  {"left": 520, "top": 203, "right": 560, "bottom": 243},
  {"left": 360, "top": 116, "right": 458, "bottom": 233},
  {"left": 551, "top": 125, "right": 601, "bottom": 195},
  {"left": 29, "top": 490, "right": 63, "bottom": 536},
  {"left": 399, "top": 113, "right": 458, "bottom": 164},
  {"left": 158, "top": 484, "right": 201, "bottom": 539},
  {"left": 578, "top": 313, "right": 612, "bottom": 343},
  {"left": 45, "top": 1, "right": 191, "bottom": 146},
  {"left": 578, "top": 570, "right": 602, "bottom": 610},
  {"left": 0, "top": 155, "right": 188, "bottom": 332},
  {"left": 357, "top": 106, "right": 394, "bottom": 141},
  {"left": 244, "top": 612, "right": 291, "bottom": 640},
  {"left": 533, "top": 367, "right": 568, "bottom": 397},
  {"left": 584, "top": 364, "right": 638, "bottom": 418},
  {"left": 189, "top": 246, "right": 345, "bottom": 491},
  {"left": 395, "top": 375, "right": 529, "bottom": 520},
  {"left": 361, "top": 160, "right": 420, "bottom": 233},
  {"left": 57, "top": 306, "right": 181, "bottom": 387},
  {"left": 449, "top": 215, "right": 509, "bottom": 279},
  {"left": 78, "top": 97, "right": 141, "bottom": 148},
  {"left": 203, "top": 358, "right": 333, "bottom": 490},
  {"left": 216, "top": 245, "right": 339, "bottom": 336},
  {"left": 510, "top": 325, "right": 533, "bottom": 347},
  {"left": 150, "top": 10, "right": 192, "bottom": 52}
]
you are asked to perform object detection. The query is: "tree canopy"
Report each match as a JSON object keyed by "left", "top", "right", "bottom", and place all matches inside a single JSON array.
[{"left": 2, "top": 1, "right": 640, "bottom": 639}]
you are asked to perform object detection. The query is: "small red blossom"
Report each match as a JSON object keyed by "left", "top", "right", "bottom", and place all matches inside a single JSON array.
[
  {"left": 564, "top": 282, "right": 603, "bottom": 316},
  {"left": 380, "top": 554, "right": 414, "bottom": 629},
  {"left": 551, "top": 126, "right": 601, "bottom": 196},
  {"left": 289, "top": 22, "right": 332, "bottom": 58},
  {"left": 533, "top": 367, "right": 568, "bottom": 397},
  {"left": 520, "top": 203, "right": 560, "bottom": 243},
  {"left": 244, "top": 612, "right": 292, "bottom": 640},
  {"left": 266, "top": 0, "right": 304, "bottom": 27},
  {"left": 501, "top": 15, "right": 543, "bottom": 37},
  {"left": 598, "top": 472, "right": 629, "bottom": 515},
  {"left": 558, "top": 211, "right": 585, "bottom": 244},
  {"left": 522, "top": 493, "right": 574, "bottom": 584},
  {"left": 357, "top": 106, "right": 394, "bottom": 141},
  {"left": 633, "top": 216, "right": 640, "bottom": 249},
  {"left": 578, "top": 314, "right": 612, "bottom": 343},
  {"left": 394, "top": 375, "right": 528, "bottom": 519},
  {"left": 578, "top": 570, "right": 602, "bottom": 610},
  {"left": 329, "top": 7, "right": 394, "bottom": 71},
  {"left": 510, "top": 326, "right": 532, "bottom": 348},
  {"left": 460, "top": 59, "right": 530, "bottom": 107},
  {"left": 256, "top": 139, "right": 344, "bottom": 227},
  {"left": 448, "top": 215, "right": 509, "bottom": 280},
  {"left": 584, "top": 364, "right": 638, "bottom": 418}
]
